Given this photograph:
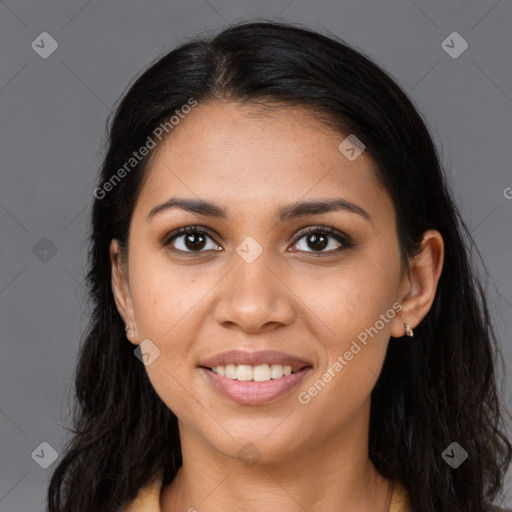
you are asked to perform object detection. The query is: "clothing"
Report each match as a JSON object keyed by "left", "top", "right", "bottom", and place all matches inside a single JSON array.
[
  {"left": 123, "top": 477, "right": 411, "bottom": 511},
  {"left": 389, "top": 481, "right": 412, "bottom": 511}
]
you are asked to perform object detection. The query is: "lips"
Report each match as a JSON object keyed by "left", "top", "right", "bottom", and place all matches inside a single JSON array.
[
  {"left": 201, "top": 366, "right": 311, "bottom": 405},
  {"left": 199, "top": 349, "right": 312, "bottom": 372},
  {"left": 198, "top": 350, "right": 313, "bottom": 405}
]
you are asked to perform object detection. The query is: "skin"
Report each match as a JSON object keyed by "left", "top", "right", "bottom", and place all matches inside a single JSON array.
[{"left": 110, "top": 101, "right": 444, "bottom": 512}]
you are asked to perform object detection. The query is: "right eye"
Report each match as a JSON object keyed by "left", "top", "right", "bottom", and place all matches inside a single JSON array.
[{"left": 163, "top": 226, "right": 223, "bottom": 254}]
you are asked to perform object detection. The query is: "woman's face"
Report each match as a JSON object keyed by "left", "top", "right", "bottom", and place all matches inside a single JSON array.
[{"left": 111, "top": 101, "right": 411, "bottom": 463}]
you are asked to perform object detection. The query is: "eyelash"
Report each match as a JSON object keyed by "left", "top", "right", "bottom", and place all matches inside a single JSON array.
[{"left": 160, "top": 225, "right": 353, "bottom": 256}]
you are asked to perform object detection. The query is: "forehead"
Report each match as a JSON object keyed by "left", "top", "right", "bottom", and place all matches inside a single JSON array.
[{"left": 134, "top": 101, "right": 392, "bottom": 223}]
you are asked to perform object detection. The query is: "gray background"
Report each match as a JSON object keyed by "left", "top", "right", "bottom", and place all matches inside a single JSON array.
[{"left": 1, "top": 1, "right": 511, "bottom": 510}]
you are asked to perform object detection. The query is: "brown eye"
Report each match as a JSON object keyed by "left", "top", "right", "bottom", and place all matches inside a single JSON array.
[
  {"left": 290, "top": 226, "right": 352, "bottom": 254},
  {"left": 164, "top": 226, "right": 221, "bottom": 253}
]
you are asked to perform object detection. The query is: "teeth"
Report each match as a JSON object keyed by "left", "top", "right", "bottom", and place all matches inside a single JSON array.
[
  {"left": 236, "top": 364, "right": 253, "bottom": 381},
  {"left": 225, "top": 364, "right": 237, "bottom": 379},
  {"left": 270, "top": 364, "right": 283, "bottom": 379},
  {"left": 253, "top": 364, "right": 271, "bottom": 381},
  {"left": 211, "top": 363, "right": 295, "bottom": 381}
]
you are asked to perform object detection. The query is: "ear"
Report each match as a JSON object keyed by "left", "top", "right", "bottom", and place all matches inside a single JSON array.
[
  {"left": 110, "top": 239, "right": 138, "bottom": 344},
  {"left": 390, "top": 229, "right": 444, "bottom": 338}
]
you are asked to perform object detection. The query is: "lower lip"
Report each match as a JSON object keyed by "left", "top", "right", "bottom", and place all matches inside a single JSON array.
[{"left": 200, "top": 367, "right": 312, "bottom": 405}]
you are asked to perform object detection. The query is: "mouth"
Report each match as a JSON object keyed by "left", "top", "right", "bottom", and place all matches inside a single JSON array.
[
  {"left": 198, "top": 362, "right": 313, "bottom": 406},
  {"left": 198, "top": 350, "right": 313, "bottom": 405}
]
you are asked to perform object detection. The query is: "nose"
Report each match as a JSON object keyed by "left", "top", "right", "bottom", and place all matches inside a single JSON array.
[{"left": 213, "top": 253, "right": 295, "bottom": 334}]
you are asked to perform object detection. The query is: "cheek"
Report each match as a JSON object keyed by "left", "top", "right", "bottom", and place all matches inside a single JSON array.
[
  {"left": 294, "top": 250, "right": 400, "bottom": 349},
  {"left": 128, "top": 248, "right": 206, "bottom": 338},
  {"left": 292, "top": 251, "right": 400, "bottom": 410},
  {"left": 295, "top": 281, "right": 396, "bottom": 427},
  {"left": 129, "top": 260, "right": 201, "bottom": 414},
  {"left": 126, "top": 248, "right": 213, "bottom": 386},
  {"left": 144, "top": 360, "right": 202, "bottom": 432}
]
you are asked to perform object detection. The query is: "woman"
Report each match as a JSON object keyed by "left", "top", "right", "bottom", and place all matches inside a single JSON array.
[{"left": 47, "top": 21, "right": 511, "bottom": 512}]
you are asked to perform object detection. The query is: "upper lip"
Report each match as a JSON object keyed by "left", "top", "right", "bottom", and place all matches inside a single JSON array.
[{"left": 199, "top": 350, "right": 312, "bottom": 372}]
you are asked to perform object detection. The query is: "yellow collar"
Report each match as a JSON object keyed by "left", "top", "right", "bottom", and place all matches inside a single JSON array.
[
  {"left": 124, "top": 477, "right": 411, "bottom": 512},
  {"left": 389, "top": 481, "right": 412, "bottom": 512}
]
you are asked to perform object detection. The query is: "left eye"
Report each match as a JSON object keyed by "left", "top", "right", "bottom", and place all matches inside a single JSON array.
[{"left": 290, "top": 227, "right": 350, "bottom": 254}]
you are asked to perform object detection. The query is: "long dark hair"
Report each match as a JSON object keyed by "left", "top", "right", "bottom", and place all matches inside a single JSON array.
[{"left": 47, "top": 20, "right": 512, "bottom": 512}]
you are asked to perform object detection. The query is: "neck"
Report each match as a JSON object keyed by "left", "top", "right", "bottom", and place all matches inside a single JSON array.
[{"left": 162, "top": 403, "right": 393, "bottom": 512}]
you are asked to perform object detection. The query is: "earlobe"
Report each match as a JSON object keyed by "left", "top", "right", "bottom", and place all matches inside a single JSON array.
[
  {"left": 391, "top": 229, "right": 444, "bottom": 338},
  {"left": 110, "top": 239, "right": 137, "bottom": 342}
]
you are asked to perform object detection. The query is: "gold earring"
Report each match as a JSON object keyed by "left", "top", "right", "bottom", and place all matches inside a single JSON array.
[{"left": 405, "top": 323, "right": 414, "bottom": 337}]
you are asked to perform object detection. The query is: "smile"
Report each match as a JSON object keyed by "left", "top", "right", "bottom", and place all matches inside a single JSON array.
[
  {"left": 200, "top": 365, "right": 312, "bottom": 405},
  {"left": 210, "top": 363, "right": 300, "bottom": 381}
]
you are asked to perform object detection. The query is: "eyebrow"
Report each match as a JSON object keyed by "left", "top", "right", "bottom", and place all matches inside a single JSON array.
[{"left": 146, "top": 196, "right": 372, "bottom": 224}]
